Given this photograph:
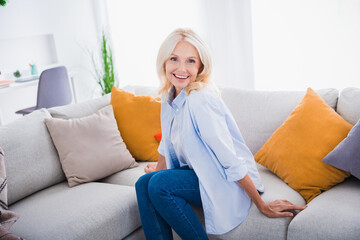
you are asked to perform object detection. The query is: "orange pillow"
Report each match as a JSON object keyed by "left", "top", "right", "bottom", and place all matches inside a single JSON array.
[
  {"left": 255, "top": 88, "right": 352, "bottom": 203},
  {"left": 111, "top": 87, "right": 161, "bottom": 161}
]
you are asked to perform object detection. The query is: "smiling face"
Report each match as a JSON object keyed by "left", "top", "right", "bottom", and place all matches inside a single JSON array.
[{"left": 165, "top": 41, "right": 202, "bottom": 97}]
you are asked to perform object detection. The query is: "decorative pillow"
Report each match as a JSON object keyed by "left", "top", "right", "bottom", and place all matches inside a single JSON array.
[
  {"left": 323, "top": 120, "right": 360, "bottom": 179},
  {"left": 255, "top": 88, "right": 352, "bottom": 203},
  {"left": 45, "top": 105, "right": 138, "bottom": 187},
  {"left": 0, "top": 147, "right": 8, "bottom": 209},
  {"left": 111, "top": 87, "right": 161, "bottom": 161}
]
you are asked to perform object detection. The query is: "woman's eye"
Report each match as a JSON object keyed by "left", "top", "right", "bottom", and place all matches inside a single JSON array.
[
  {"left": 170, "top": 57, "right": 177, "bottom": 61},
  {"left": 188, "top": 59, "right": 196, "bottom": 63}
]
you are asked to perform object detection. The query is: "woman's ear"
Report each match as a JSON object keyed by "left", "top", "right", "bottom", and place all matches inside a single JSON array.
[{"left": 198, "top": 63, "right": 204, "bottom": 75}]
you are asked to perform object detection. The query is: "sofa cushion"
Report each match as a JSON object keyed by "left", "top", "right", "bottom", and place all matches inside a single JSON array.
[
  {"left": 337, "top": 87, "right": 360, "bottom": 125},
  {"left": 111, "top": 87, "right": 161, "bottom": 161},
  {"left": 0, "top": 109, "right": 65, "bottom": 205},
  {"left": 107, "top": 162, "right": 305, "bottom": 240},
  {"left": 101, "top": 161, "right": 148, "bottom": 186},
  {"left": 323, "top": 119, "right": 360, "bottom": 179},
  {"left": 123, "top": 227, "right": 146, "bottom": 240},
  {"left": 123, "top": 86, "right": 339, "bottom": 155},
  {"left": 45, "top": 105, "right": 138, "bottom": 187},
  {"left": 9, "top": 182, "right": 141, "bottom": 240},
  {"left": 221, "top": 88, "right": 338, "bottom": 154},
  {"left": 255, "top": 88, "right": 352, "bottom": 203},
  {"left": 200, "top": 163, "right": 305, "bottom": 240},
  {"left": 48, "top": 94, "right": 110, "bottom": 119},
  {"left": 287, "top": 177, "right": 360, "bottom": 240}
]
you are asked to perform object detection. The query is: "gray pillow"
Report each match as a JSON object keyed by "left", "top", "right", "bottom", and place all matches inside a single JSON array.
[{"left": 323, "top": 120, "right": 360, "bottom": 179}]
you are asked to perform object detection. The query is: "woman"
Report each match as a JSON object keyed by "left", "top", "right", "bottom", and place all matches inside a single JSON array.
[{"left": 135, "top": 28, "right": 306, "bottom": 240}]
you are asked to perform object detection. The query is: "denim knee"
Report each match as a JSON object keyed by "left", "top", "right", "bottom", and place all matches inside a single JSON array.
[
  {"left": 135, "top": 172, "right": 154, "bottom": 194},
  {"left": 148, "top": 172, "right": 171, "bottom": 202}
]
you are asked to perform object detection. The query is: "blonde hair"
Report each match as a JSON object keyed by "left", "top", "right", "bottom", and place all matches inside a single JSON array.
[{"left": 156, "top": 28, "right": 216, "bottom": 99}]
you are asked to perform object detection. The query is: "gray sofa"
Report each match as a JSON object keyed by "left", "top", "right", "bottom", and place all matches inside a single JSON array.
[{"left": 0, "top": 86, "right": 359, "bottom": 240}]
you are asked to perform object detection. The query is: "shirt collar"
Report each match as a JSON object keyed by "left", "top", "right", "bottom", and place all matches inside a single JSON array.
[{"left": 167, "top": 86, "right": 186, "bottom": 110}]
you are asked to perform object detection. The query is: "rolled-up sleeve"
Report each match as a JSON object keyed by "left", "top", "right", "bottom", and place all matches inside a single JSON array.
[{"left": 188, "top": 91, "right": 248, "bottom": 182}]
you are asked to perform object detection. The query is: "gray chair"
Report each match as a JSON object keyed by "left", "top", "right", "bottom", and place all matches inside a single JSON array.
[{"left": 16, "top": 66, "right": 72, "bottom": 115}]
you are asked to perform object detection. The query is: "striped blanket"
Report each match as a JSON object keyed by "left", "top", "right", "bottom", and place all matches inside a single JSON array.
[
  {"left": 0, "top": 148, "right": 23, "bottom": 240},
  {"left": 0, "top": 148, "right": 8, "bottom": 209}
]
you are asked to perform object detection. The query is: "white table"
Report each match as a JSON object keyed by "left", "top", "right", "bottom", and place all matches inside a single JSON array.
[{"left": 0, "top": 79, "right": 38, "bottom": 126}]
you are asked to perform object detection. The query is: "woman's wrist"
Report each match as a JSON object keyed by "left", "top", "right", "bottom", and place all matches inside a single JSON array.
[
  {"left": 258, "top": 203, "right": 270, "bottom": 215},
  {"left": 155, "top": 162, "right": 165, "bottom": 171}
]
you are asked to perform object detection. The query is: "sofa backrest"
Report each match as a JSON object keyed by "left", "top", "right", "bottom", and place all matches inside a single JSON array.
[
  {"left": 129, "top": 86, "right": 339, "bottom": 155},
  {"left": 0, "top": 109, "right": 65, "bottom": 205},
  {"left": 336, "top": 87, "right": 360, "bottom": 125},
  {"left": 220, "top": 88, "right": 339, "bottom": 154},
  {"left": 0, "top": 94, "right": 111, "bottom": 206},
  {"left": 48, "top": 94, "right": 110, "bottom": 119}
]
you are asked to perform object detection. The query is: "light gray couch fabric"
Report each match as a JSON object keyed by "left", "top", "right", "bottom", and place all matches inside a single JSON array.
[
  {"left": 287, "top": 177, "right": 360, "bottom": 240},
  {"left": 109, "top": 161, "right": 305, "bottom": 240},
  {"left": 122, "top": 227, "right": 145, "bottom": 240},
  {"left": 0, "top": 109, "right": 65, "bottom": 205},
  {"left": 101, "top": 162, "right": 149, "bottom": 186},
  {"left": 9, "top": 182, "right": 141, "bottom": 240},
  {"left": 200, "top": 164, "right": 305, "bottom": 240},
  {"left": 122, "top": 85, "right": 161, "bottom": 97},
  {"left": 48, "top": 94, "right": 110, "bottom": 119},
  {"left": 337, "top": 87, "right": 360, "bottom": 125},
  {"left": 126, "top": 86, "right": 339, "bottom": 155},
  {"left": 220, "top": 88, "right": 338, "bottom": 154}
]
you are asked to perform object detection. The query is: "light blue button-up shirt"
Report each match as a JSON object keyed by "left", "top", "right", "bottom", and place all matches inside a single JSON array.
[{"left": 158, "top": 86, "right": 264, "bottom": 235}]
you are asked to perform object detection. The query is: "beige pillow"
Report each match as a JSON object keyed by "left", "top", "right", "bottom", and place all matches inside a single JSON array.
[{"left": 45, "top": 105, "right": 138, "bottom": 187}]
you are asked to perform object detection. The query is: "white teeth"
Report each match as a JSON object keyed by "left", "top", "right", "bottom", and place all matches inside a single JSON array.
[{"left": 174, "top": 74, "right": 188, "bottom": 79}]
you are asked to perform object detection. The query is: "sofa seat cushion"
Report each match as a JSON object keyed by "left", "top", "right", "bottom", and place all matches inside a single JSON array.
[
  {"left": 106, "top": 162, "right": 305, "bottom": 240},
  {"left": 172, "top": 163, "right": 305, "bottom": 240},
  {"left": 9, "top": 182, "right": 141, "bottom": 240},
  {"left": 101, "top": 161, "right": 148, "bottom": 186},
  {"left": 287, "top": 177, "right": 360, "bottom": 240},
  {"left": 196, "top": 163, "right": 305, "bottom": 240}
]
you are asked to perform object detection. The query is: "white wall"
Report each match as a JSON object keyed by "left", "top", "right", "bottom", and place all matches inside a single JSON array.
[
  {"left": 107, "top": 0, "right": 203, "bottom": 88},
  {"left": 107, "top": 0, "right": 255, "bottom": 90},
  {"left": 0, "top": 0, "right": 103, "bottom": 102},
  {"left": 252, "top": 0, "right": 360, "bottom": 91}
]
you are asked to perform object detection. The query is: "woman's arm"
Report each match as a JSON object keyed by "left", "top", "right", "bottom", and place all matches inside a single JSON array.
[
  {"left": 144, "top": 154, "right": 167, "bottom": 173},
  {"left": 237, "top": 174, "right": 307, "bottom": 218}
]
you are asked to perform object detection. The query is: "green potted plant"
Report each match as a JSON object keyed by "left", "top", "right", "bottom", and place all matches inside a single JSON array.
[
  {"left": 0, "top": 0, "right": 7, "bottom": 6},
  {"left": 91, "top": 31, "right": 118, "bottom": 96}
]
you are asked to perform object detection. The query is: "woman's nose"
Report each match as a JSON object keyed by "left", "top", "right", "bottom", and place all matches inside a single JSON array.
[{"left": 177, "top": 61, "right": 187, "bottom": 72}]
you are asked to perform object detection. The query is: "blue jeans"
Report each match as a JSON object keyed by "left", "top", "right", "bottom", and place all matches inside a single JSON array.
[{"left": 135, "top": 166, "right": 209, "bottom": 240}]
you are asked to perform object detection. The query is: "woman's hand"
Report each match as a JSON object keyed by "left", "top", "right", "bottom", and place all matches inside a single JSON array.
[
  {"left": 260, "top": 200, "right": 307, "bottom": 218},
  {"left": 237, "top": 175, "right": 307, "bottom": 218},
  {"left": 144, "top": 154, "right": 167, "bottom": 173},
  {"left": 144, "top": 163, "right": 157, "bottom": 173}
]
